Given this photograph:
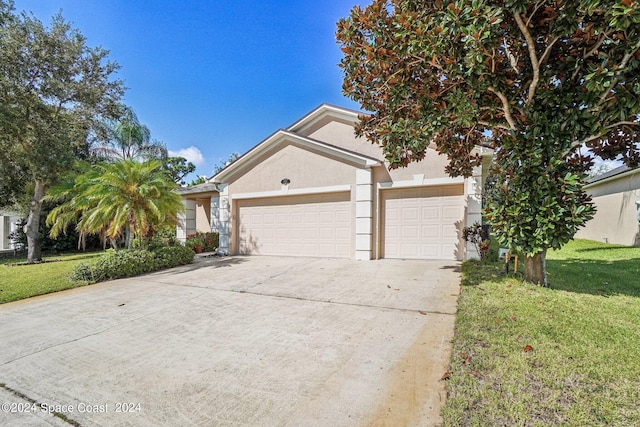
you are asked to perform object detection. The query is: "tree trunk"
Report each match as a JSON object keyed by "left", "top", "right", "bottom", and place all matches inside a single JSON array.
[
  {"left": 524, "top": 251, "right": 548, "bottom": 287},
  {"left": 125, "top": 224, "right": 132, "bottom": 249},
  {"left": 24, "top": 179, "right": 46, "bottom": 263}
]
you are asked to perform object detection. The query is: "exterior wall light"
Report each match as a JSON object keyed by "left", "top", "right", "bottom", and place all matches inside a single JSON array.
[{"left": 281, "top": 178, "right": 291, "bottom": 185}]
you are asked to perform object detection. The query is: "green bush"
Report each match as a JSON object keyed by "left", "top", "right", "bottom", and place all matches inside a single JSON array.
[
  {"left": 132, "top": 227, "right": 181, "bottom": 250},
  {"left": 153, "top": 245, "right": 195, "bottom": 269},
  {"left": 185, "top": 231, "right": 218, "bottom": 253},
  {"left": 71, "top": 245, "right": 195, "bottom": 283}
]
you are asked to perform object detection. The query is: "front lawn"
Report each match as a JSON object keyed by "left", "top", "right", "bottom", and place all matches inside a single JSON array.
[
  {"left": 442, "top": 239, "right": 640, "bottom": 426},
  {"left": 0, "top": 252, "right": 103, "bottom": 304}
]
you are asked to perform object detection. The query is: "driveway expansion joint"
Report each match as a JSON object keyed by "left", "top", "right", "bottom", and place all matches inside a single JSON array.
[{"left": 0, "top": 383, "right": 82, "bottom": 426}]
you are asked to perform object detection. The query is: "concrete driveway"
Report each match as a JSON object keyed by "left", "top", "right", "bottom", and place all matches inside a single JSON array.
[{"left": 0, "top": 256, "right": 460, "bottom": 427}]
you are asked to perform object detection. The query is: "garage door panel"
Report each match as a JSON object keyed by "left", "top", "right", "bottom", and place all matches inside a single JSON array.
[
  {"left": 383, "top": 185, "right": 464, "bottom": 260},
  {"left": 401, "top": 225, "right": 419, "bottom": 238},
  {"left": 421, "top": 206, "right": 440, "bottom": 221},
  {"left": 402, "top": 207, "right": 419, "bottom": 221},
  {"left": 238, "top": 192, "right": 351, "bottom": 258},
  {"left": 443, "top": 205, "right": 462, "bottom": 220},
  {"left": 421, "top": 225, "right": 440, "bottom": 239}
]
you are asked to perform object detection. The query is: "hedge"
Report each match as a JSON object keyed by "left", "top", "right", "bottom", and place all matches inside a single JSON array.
[{"left": 71, "top": 245, "right": 195, "bottom": 283}]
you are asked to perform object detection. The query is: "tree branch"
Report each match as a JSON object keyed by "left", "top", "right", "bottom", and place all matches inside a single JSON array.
[
  {"left": 488, "top": 87, "right": 517, "bottom": 130},
  {"left": 514, "top": 11, "right": 539, "bottom": 106},
  {"left": 478, "top": 120, "right": 511, "bottom": 130},
  {"left": 503, "top": 39, "right": 520, "bottom": 74},
  {"left": 571, "top": 32, "right": 610, "bottom": 80},
  {"left": 525, "top": 0, "right": 546, "bottom": 27},
  {"left": 539, "top": 36, "right": 561, "bottom": 66},
  {"left": 563, "top": 121, "right": 640, "bottom": 158}
]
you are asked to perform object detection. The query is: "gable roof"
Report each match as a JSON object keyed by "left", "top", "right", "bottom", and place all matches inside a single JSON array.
[
  {"left": 586, "top": 165, "right": 640, "bottom": 187},
  {"left": 287, "top": 104, "right": 362, "bottom": 134},
  {"left": 178, "top": 182, "right": 219, "bottom": 195},
  {"left": 212, "top": 128, "right": 380, "bottom": 183}
]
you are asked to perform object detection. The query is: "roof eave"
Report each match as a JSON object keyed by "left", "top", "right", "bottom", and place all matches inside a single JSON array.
[
  {"left": 212, "top": 129, "right": 380, "bottom": 183},
  {"left": 584, "top": 167, "right": 640, "bottom": 188}
]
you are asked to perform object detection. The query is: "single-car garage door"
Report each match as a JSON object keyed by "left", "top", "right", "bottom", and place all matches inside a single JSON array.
[
  {"left": 236, "top": 192, "right": 352, "bottom": 258},
  {"left": 382, "top": 185, "right": 464, "bottom": 260}
]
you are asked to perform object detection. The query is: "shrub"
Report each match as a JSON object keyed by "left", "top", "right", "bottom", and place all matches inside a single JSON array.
[
  {"left": 71, "top": 245, "right": 195, "bottom": 283},
  {"left": 153, "top": 245, "right": 195, "bottom": 269},
  {"left": 462, "top": 222, "right": 490, "bottom": 261},
  {"left": 200, "top": 232, "right": 218, "bottom": 252},
  {"left": 185, "top": 231, "right": 218, "bottom": 253},
  {"left": 132, "top": 226, "right": 181, "bottom": 251}
]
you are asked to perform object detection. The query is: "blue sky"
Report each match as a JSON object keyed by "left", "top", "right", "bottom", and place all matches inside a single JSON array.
[{"left": 13, "top": 0, "right": 368, "bottom": 179}]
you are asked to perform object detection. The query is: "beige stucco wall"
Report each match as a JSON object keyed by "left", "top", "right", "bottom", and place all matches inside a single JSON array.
[
  {"left": 303, "top": 118, "right": 454, "bottom": 183},
  {"left": 576, "top": 172, "right": 640, "bottom": 246},
  {"left": 302, "top": 117, "right": 383, "bottom": 159},
  {"left": 228, "top": 142, "right": 358, "bottom": 195},
  {"left": 195, "top": 199, "right": 211, "bottom": 232}
]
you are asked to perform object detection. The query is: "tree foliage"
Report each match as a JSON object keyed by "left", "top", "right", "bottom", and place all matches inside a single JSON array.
[
  {"left": 46, "top": 160, "right": 184, "bottom": 250},
  {"left": 163, "top": 156, "right": 196, "bottom": 185},
  {"left": 0, "top": 1, "right": 124, "bottom": 261},
  {"left": 337, "top": 0, "right": 640, "bottom": 285},
  {"left": 213, "top": 152, "right": 241, "bottom": 175}
]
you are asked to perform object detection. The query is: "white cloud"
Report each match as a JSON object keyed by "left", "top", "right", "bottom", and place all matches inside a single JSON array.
[{"left": 168, "top": 146, "right": 205, "bottom": 166}]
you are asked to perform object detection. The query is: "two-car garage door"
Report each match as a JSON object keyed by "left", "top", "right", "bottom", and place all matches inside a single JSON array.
[
  {"left": 237, "top": 192, "right": 351, "bottom": 258},
  {"left": 235, "top": 185, "right": 464, "bottom": 260},
  {"left": 381, "top": 185, "right": 464, "bottom": 260}
]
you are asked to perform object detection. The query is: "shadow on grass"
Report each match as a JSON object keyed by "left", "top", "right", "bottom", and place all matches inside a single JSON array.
[
  {"left": 460, "top": 260, "right": 512, "bottom": 287},
  {"left": 573, "top": 245, "right": 636, "bottom": 253},
  {"left": 461, "top": 255, "right": 640, "bottom": 298},
  {"left": 547, "top": 257, "right": 640, "bottom": 298}
]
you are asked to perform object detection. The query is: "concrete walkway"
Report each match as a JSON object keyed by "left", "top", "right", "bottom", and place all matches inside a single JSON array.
[{"left": 0, "top": 256, "right": 460, "bottom": 426}]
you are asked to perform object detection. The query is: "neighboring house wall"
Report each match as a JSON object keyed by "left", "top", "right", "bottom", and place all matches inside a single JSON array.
[
  {"left": 0, "top": 212, "right": 20, "bottom": 251},
  {"left": 576, "top": 170, "right": 640, "bottom": 247}
]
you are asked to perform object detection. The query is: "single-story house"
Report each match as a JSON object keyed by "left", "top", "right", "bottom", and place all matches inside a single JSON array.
[
  {"left": 178, "top": 104, "right": 493, "bottom": 260},
  {"left": 576, "top": 165, "right": 640, "bottom": 247}
]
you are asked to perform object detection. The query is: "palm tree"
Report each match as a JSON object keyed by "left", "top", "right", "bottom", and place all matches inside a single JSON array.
[
  {"left": 47, "top": 159, "right": 183, "bottom": 249},
  {"left": 91, "top": 105, "right": 166, "bottom": 161}
]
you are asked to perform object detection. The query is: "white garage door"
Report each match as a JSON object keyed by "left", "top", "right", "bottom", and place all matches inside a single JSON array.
[
  {"left": 382, "top": 185, "right": 464, "bottom": 260},
  {"left": 237, "top": 192, "right": 352, "bottom": 258}
]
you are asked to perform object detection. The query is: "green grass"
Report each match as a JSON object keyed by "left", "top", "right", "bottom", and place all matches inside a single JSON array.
[
  {"left": 442, "top": 239, "right": 640, "bottom": 426},
  {"left": 0, "top": 252, "right": 104, "bottom": 304}
]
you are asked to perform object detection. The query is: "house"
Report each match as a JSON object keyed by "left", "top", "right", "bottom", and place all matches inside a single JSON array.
[
  {"left": 0, "top": 210, "right": 20, "bottom": 252},
  {"left": 576, "top": 165, "right": 640, "bottom": 246},
  {"left": 178, "top": 104, "right": 492, "bottom": 260}
]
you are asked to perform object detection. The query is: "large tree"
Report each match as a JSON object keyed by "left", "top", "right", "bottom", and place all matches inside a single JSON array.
[
  {"left": 47, "top": 160, "right": 184, "bottom": 250},
  {"left": 163, "top": 156, "right": 196, "bottom": 185},
  {"left": 337, "top": 0, "right": 640, "bottom": 285},
  {"left": 0, "top": 1, "right": 124, "bottom": 262}
]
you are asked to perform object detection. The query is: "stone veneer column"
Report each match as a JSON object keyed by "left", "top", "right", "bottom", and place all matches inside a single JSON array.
[
  {"left": 177, "top": 199, "right": 196, "bottom": 242},
  {"left": 210, "top": 195, "right": 220, "bottom": 233},
  {"left": 355, "top": 168, "right": 373, "bottom": 260},
  {"left": 465, "top": 165, "right": 484, "bottom": 259},
  {"left": 218, "top": 184, "right": 230, "bottom": 255}
]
